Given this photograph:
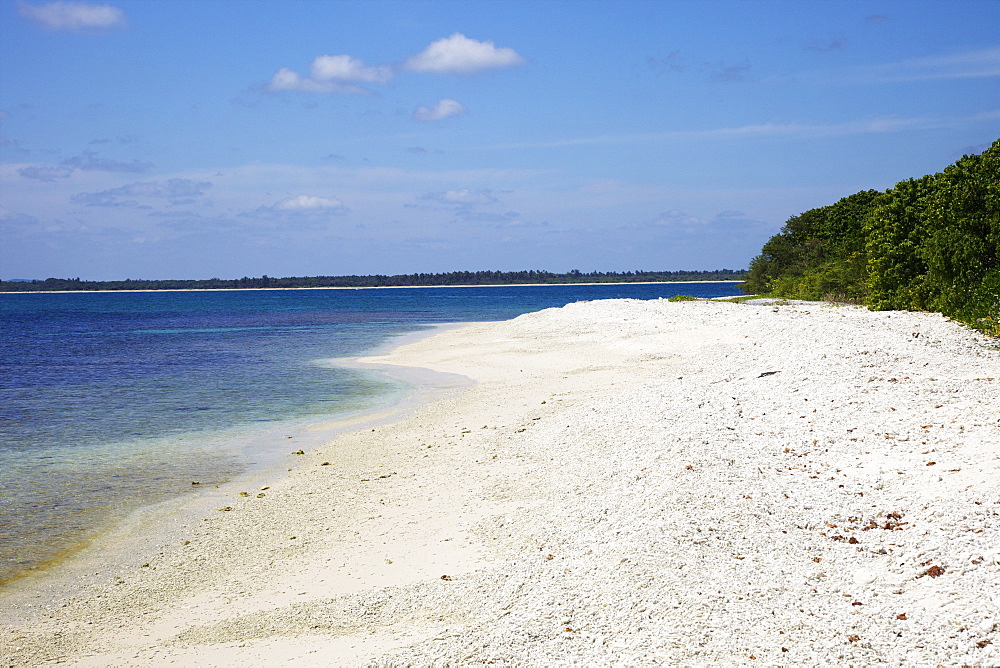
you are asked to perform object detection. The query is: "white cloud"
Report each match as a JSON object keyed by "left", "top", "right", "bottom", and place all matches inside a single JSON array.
[
  {"left": 413, "top": 98, "right": 467, "bottom": 122},
  {"left": 405, "top": 33, "right": 525, "bottom": 74},
  {"left": 310, "top": 55, "right": 391, "bottom": 84},
  {"left": 469, "top": 109, "right": 1000, "bottom": 150},
  {"left": 267, "top": 67, "right": 358, "bottom": 95},
  {"left": 239, "top": 194, "right": 349, "bottom": 227},
  {"left": 275, "top": 195, "right": 346, "bottom": 211},
  {"left": 268, "top": 54, "right": 391, "bottom": 94},
  {"left": 268, "top": 68, "right": 315, "bottom": 92},
  {"left": 422, "top": 189, "right": 497, "bottom": 205},
  {"left": 872, "top": 46, "right": 1000, "bottom": 82},
  {"left": 18, "top": 1, "right": 127, "bottom": 31},
  {"left": 266, "top": 35, "right": 523, "bottom": 95}
]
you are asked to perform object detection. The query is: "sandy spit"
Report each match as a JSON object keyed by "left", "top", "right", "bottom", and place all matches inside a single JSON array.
[{"left": 2, "top": 298, "right": 999, "bottom": 666}]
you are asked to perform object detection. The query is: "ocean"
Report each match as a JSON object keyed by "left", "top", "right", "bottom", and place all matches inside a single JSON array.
[{"left": 0, "top": 282, "right": 741, "bottom": 585}]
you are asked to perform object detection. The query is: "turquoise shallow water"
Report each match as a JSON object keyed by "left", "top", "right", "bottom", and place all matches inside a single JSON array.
[{"left": 0, "top": 283, "right": 741, "bottom": 584}]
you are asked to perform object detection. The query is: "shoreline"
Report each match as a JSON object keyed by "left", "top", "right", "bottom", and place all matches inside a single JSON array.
[
  {"left": 0, "top": 280, "right": 743, "bottom": 295},
  {"left": 0, "top": 324, "right": 470, "bottom": 604},
  {"left": 2, "top": 299, "right": 998, "bottom": 665}
]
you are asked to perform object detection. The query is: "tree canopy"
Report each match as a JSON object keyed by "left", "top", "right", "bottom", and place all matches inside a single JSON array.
[
  {"left": 743, "top": 139, "right": 999, "bottom": 336},
  {"left": 1, "top": 268, "right": 745, "bottom": 293}
]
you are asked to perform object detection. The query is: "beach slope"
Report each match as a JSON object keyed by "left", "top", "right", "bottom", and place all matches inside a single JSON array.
[{"left": 2, "top": 299, "right": 999, "bottom": 665}]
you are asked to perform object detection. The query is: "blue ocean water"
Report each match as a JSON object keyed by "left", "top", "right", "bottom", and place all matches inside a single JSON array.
[{"left": 0, "top": 282, "right": 741, "bottom": 584}]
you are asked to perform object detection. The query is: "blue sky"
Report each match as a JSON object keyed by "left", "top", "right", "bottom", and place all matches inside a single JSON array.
[{"left": 1, "top": 0, "right": 997, "bottom": 280}]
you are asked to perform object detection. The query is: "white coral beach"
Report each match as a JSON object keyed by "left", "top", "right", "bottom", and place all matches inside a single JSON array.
[{"left": 2, "top": 298, "right": 999, "bottom": 665}]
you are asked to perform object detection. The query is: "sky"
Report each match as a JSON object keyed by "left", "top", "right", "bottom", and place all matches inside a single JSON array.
[{"left": 1, "top": 0, "right": 998, "bottom": 281}]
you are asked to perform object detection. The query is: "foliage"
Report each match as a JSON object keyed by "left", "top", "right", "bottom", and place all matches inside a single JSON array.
[
  {"left": 742, "top": 189, "right": 880, "bottom": 300},
  {"left": 743, "top": 139, "right": 999, "bottom": 335},
  {"left": 715, "top": 295, "right": 764, "bottom": 304},
  {"left": 864, "top": 175, "right": 936, "bottom": 310}
]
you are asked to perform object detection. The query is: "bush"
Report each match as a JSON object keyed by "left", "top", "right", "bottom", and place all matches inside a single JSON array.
[{"left": 744, "top": 139, "right": 1000, "bottom": 336}]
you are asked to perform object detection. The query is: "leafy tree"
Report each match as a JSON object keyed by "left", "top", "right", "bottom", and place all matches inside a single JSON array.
[
  {"left": 743, "top": 190, "right": 879, "bottom": 299},
  {"left": 865, "top": 175, "right": 935, "bottom": 310},
  {"left": 745, "top": 138, "right": 999, "bottom": 335}
]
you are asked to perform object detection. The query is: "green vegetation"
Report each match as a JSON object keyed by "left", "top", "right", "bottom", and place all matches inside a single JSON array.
[
  {"left": 714, "top": 295, "right": 769, "bottom": 304},
  {"left": 666, "top": 294, "right": 699, "bottom": 302},
  {"left": 743, "top": 139, "right": 999, "bottom": 336},
  {"left": 1, "top": 268, "right": 745, "bottom": 293}
]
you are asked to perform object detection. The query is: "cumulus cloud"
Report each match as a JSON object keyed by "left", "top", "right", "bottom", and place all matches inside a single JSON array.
[
  {"left": 420, "top": 189, "right": 497, "bottom": 205},
  {"left": 404, "top": 33, "right": 525, "bottom": 74},
  {"left": 267, "top": 68, "right": 344, "bottom": 94},
  {"left": 18, "top": 1, "right": 127, "bottom": 31},
  {"left": 310, "top": 55, "right": 391, "bottom": 83},
  {"left": 241, "top": 195, "right": 349, "bottom": 225},
  {"left": 274, "top": 195, "right": 346, "bottom": 211},
  {"left": 267, "top": 54, "right": 392, "bottom": 94},
  {"left": 265, "top": 34, "right": 522, "bottom": 95},
  {"left": 413, "top": 98, "right": 467, "bottom": 122},
  {"left": 71, "top": 178, "right": 212, "bottom": 207}
]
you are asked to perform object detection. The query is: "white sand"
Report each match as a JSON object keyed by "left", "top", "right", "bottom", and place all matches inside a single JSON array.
[{"left": 2, "top": 298, "right": 998, "bottom": 666}]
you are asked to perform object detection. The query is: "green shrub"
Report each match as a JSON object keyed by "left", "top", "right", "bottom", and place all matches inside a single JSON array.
[{"left": 745, "top": 138, "right": 999, "bottom": 336}]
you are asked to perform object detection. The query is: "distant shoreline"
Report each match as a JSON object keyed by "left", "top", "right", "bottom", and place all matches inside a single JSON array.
[{"left": 0, "top": 280, "right": 743, "bottom": 295}]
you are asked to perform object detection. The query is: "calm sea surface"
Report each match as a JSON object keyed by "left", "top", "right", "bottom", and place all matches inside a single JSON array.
[{"left": 0, "top": 283, "right": 741, "bottom": 584}]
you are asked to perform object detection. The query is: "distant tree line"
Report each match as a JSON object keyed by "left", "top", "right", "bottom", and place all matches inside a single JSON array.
[
  {"left": 1, "top": 268, "right": 746, "bottom": 292},
  {"left": 742, "top": 138, "right": 999, "bottom": 336}
]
